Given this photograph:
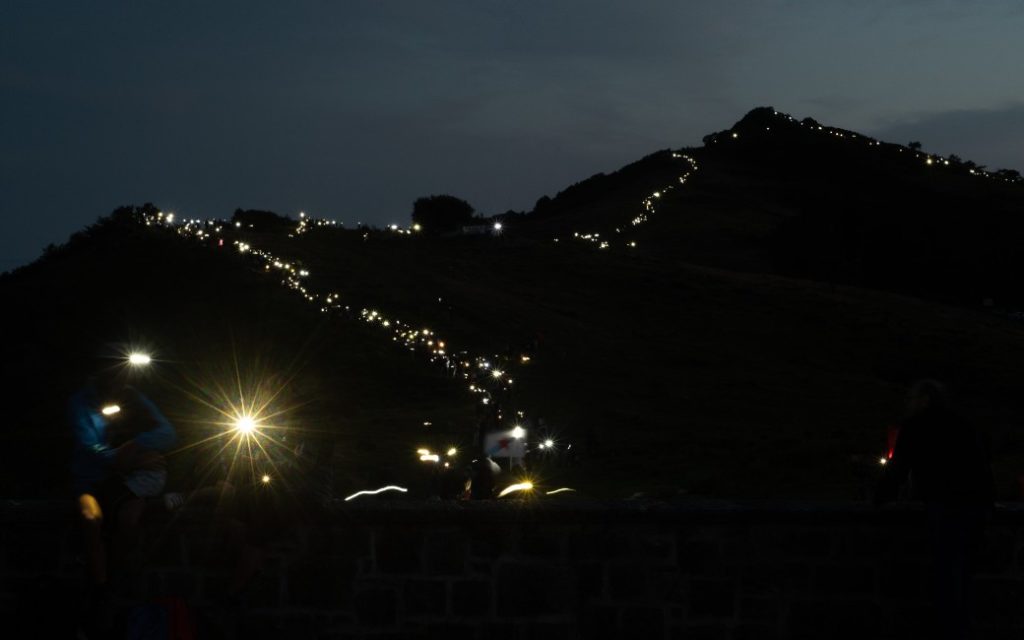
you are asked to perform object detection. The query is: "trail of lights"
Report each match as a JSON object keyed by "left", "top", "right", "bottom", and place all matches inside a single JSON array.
[
  {"left": 554, "top": 153, "right": 700, "bottom": 250},
  {"left": 134, "top": 146, "right": 709, "bottom": 496}
]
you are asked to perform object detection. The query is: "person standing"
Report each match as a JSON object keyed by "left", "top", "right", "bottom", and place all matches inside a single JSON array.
[
  {"left": 875, "top": 380, "right": 994, "bottom": 640},
  {"left": 71, "top": 377, "right": 176, "bottom": 634}
]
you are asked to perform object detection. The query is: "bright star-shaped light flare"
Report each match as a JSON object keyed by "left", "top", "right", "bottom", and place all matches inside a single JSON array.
[{"left": 235, "top": 415, "right": 256, "bottom": 434}]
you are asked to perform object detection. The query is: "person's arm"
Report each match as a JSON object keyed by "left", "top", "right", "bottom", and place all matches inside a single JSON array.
[
  {"left": 874, "top": 422, "right": 914, "bottom": 506},
  {"left": 124, "top": 390, "right": 177, "bottom": 452}
]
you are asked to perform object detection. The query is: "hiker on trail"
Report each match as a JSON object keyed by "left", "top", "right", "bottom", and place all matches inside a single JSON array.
[
  {"left": 72, "top": 379, "right": 177, "bottom": 588},
  {"left": 874, "top": 379, "right": 993, "bottom": 640}
]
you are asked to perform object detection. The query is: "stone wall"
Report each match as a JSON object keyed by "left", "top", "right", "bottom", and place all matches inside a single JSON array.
[{"left": 2, "top": 500, "right": 1023, "bottom": 638}]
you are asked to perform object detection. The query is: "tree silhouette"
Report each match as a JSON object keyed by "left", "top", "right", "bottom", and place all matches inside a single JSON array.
[
  {"left": 908, "top": 141, "right": 922, "bottom": 151},
  {"left": 231, "top": 208, "right": 292, "bottom": 231},
  {"left": 411, "top": 195, "right": 476, "bottom": 234}
]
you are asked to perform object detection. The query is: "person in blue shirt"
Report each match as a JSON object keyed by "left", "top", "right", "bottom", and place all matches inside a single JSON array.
[{"left": 71, "top": 376, "right": 177, "bottom": 590}]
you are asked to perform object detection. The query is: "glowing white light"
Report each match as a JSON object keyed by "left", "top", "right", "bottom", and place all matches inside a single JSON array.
[
  {"left": 498, "top": 481, "right": 534, "bottom": 497},
  {"left": 491, "top": 369, "right": 503, "bottom": 379},
  {"left": 447, "top": 447, "right": 457, "bottom": 456},
  {"left": 101, "top": 404, "right": 121, "bottom": 416},
  {"left": 416, "top": 448, "right": 430, "bottom": 455},
  {"left": 344, "top": 485, "right": 407, "bottom": 501},
  {"left": 127, "top": 353, "right": 151, "bottom": 366},
  {"left": 511, "top": 426, "right": 525, "bottom": 439},
  {"left": 879, "top": 457, "right": 888, "bottom": 466},
  {"left": 235, "top": 416, "right": 256, "bottom": 434},
  {"left": 420, "top": 454, "right": 440, "bottom": 462},
  {"left": 493, "top": 222, "right": 503, "bottom": 231},
  {"left": 261, "top": 474, "right": 271, "bottom": 484},
  {"left": 543, "top": 439, "right": 554, "bottom": 448}
]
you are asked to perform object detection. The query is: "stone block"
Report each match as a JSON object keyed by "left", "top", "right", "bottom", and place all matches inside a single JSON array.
[
  {"left": 524, "top": 622, "right": 573, "bottom": 640},
  {"left": 161, "top": 570, "right": 199, "bottom": 598},
  {"left": 886, "top": 603, "right": 935, "bottom": 638},
  {"left": 452, "top": 580, "right": 491, "bottom": 617},
  {"left": 621, "top": 606, "right": 666, "bottom": 639},
  {"left": 482, "top": 622, "right": 522, "bottom": 640},
  {"left": 882, "top": 526, "right": 928, "bottom": 560},
  {"left": 568, "top": 529, "right": 633, "bottom": 560},
  {"left": 786, "top": 599, "right": 880, "bottom": 640},
  {"left": 878, "top": 561, "right": 924, "bottom": 601},
  {"left": 469, "top": 527, "right": 513, "bottom": 560},
  {"left": 404, "top": 579, "right": 447, "bottom": 617},
  {"left": 496, "top": 563, "right": 571, "bottom": 617},
  {"left": 288, "top": 557, "right": 357, "bottom": 608},
  {"left": 235, "top": 611, "right": 321, "bottom": 640},
  {"left": 833, "top": 526, "right": 886, "bottom": 558},
  {"left": 637, "top": 533, "right": 675, "bottom": 560},
  {"left": 973, "top": 577, "right": 1024, "bottom": 628},
  {"left": 813, "top": 563, "right": 876, "bottom": 595},
  {"left": 608, "top": 563, "right": 647, "bottom": 600},
  {"left": 578, "top": 604, "right": 618, "bottom": 640},
  {"left": 308, "top": 527, "right": 372, "bottom": 561},
  {"left": 976, "top": 529, "right": 1014, "bottom": 574},
  {"left": 650, "top": 567, "right": 687, "bottom": 603},
  {"left": 750, "top": 525, "right": 835, "bottom": 560},
  {"left": 374, "top": 528, "right": 422, "bottom": 574},
  {"left": 519, "top": 532, "right": 563, "bottom": 558},
  {"left": 353, "top": 587, "right": 398, "bottom": 627},
  {"left": 739, "top": 595, "right": 781, "bottom": 623},
  {"left": 575, "top": 562, "right": 605, "bottom": 600},
  {"left": 424, "top": 622, "right": 480, "bottom": 640},
  {"left": 677, "top": 539, "right": 726, "bottom": 576},
  {"left": 733, "top": 622, "right": 780, "bottom": 640},
  {"left": 671, "top": 624, "right": 730, "bottom": 640},
  {"left": 740, "top": 561, "right": 811, "bottom": 596},
  {"left": 688, "top": 579, "right": 735, "bottom": 619},
  {"left": 424, "top": 531, "right": 468, "bottom": 575}
]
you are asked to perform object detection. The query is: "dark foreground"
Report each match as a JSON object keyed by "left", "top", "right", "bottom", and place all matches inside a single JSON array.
[{"left": 3, "top": 498, "right": 1023, "bottom": 639}]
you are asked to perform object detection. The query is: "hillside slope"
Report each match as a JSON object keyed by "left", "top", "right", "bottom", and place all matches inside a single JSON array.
[{"left": 4, "top": 108, "right": 1024, "bottom": 499}]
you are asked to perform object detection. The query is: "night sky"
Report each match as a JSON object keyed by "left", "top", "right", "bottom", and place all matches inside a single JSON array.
[{"left": 3, "top": 1, "right": 1022, "bottom": 269}]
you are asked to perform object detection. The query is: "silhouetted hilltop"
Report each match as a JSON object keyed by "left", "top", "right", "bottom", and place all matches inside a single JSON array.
[
  {"left": 3, "top": 109, "right": 1024, "bottom": 500},
  {"left": 522, "top": 106, "right": 1024, "bottom": 308}
]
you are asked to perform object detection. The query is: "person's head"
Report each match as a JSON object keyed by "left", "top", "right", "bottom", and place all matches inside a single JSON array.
[{"left": 906, "top": 379, "right": 948, "bottom": 416}]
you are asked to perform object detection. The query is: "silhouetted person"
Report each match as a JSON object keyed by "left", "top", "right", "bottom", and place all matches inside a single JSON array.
[
  {"left": 71, "top": 379, "right": 176, "bottom": 634},
  {"left": 875, "top": 380, "right": 993, "bottom": 640}
]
